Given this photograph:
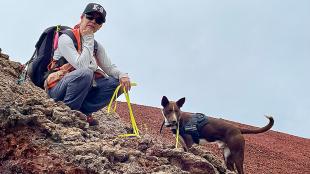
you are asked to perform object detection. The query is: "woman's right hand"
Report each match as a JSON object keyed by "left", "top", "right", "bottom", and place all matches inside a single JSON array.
[{"left": 80, "top": 27, "right": 94, "bottom": 36}]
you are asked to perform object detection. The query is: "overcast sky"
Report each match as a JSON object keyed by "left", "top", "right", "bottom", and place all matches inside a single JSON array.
[{"left": 0, "top": 0, "right": 309, "bottom": 138}]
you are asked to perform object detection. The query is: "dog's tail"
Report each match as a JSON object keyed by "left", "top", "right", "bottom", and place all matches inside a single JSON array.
[{"left": 240, "top": 116, "right": 274, "bottom": 134}]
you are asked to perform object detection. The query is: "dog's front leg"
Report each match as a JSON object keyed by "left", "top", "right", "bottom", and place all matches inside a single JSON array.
[{"left": 178, "top": 134, "right": 195, "bottom": 152}]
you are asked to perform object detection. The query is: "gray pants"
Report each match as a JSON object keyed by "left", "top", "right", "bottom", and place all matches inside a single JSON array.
[{"left": 48, "top": 68, "right": 120, "bottom": 115}]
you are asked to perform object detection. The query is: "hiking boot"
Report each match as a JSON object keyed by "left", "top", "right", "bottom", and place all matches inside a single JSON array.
[{"left": 86, "top": 115, "right": 99, "bottom": 126}]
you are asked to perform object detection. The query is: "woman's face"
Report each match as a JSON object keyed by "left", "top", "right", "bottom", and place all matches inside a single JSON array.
[{"left": 80, "top": 12, "right": 103, "bottom": 33}]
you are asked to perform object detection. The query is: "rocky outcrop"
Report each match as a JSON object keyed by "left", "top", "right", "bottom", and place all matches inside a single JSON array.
[{"left": 0, "top": 51, "right": 233, "bottom": 173}]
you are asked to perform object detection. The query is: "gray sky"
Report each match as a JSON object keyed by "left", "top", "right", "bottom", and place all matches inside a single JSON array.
[{"left": 0, "top": 0, "right": 309, "bottom": 138}]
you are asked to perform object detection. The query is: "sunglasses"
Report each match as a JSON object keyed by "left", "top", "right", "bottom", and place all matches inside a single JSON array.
[{"left": 85, "top": 14, "right": 104, "bottom": 25}]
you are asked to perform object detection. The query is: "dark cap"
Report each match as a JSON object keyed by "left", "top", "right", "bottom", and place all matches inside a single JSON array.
[{"left": 83, "top": 3, "right": 106, "bottom": 23}]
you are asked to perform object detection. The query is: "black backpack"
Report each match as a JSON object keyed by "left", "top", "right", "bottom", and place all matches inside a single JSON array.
[{"left": 18, "top": 25, "right": 97, "bottom": 89}]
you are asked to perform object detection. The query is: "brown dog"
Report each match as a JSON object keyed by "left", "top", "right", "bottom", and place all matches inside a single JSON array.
[{"left": 160, "top": 96, "right": 274, "bottom": 174}]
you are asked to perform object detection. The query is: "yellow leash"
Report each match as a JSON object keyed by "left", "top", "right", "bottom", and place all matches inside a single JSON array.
[
  {"left": 107, "top": 82, "right": 140, "bottom": 138},
  {"left": 175, "top": 122, "right": 180, "bottom": 148}
]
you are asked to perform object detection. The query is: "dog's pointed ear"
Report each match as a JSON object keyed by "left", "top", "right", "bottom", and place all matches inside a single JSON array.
[
  {"left": 161, "top": 96, "right": 169, "bottom": 107},
  {"left": 176, "top": 97, "right": 186, "bottom": 108}
]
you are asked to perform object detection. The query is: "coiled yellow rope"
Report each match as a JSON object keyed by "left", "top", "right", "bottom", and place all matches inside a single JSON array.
[{"left": 107, "top": 83, "right": 140, "bottom": 138}]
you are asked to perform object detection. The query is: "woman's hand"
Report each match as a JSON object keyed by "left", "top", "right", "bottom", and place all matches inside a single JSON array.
[
  {"left": 80, "top": 27, "right": 94, "bottom": 36},
  {"left": 119, "top": 77, "right": 131, "bottom": 92}
]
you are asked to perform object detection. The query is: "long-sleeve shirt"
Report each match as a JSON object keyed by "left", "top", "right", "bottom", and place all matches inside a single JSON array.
[{"left": 53, "top": 33, "right": 128, "bottom": 79}]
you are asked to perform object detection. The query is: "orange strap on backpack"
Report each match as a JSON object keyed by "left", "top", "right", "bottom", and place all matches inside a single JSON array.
[{"left": 71, "top": 28, "right": 81, "bottom": 53}]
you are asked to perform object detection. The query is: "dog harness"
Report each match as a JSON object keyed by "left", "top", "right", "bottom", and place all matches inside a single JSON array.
[{"left": 179, "top": 113, "right": 209, "bottom": 144}]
